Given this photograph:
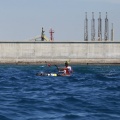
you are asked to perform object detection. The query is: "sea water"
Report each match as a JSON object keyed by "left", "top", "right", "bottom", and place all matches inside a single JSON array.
[{"left": 0, "top": 64, "right": 120, "bottom": 120}]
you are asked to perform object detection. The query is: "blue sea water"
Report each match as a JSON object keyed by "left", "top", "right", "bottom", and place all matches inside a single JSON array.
[{"left": 0, "top": 64, "right": 120, "bottom": 120}]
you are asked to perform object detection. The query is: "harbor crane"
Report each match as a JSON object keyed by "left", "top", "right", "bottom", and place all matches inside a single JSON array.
[{"left": 30, "top": 27, "right": 53, "bottom": 42}]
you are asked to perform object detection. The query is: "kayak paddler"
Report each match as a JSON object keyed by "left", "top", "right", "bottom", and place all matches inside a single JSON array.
[{"left": 58, "top": 61, "right": 73, "bottom": 76}]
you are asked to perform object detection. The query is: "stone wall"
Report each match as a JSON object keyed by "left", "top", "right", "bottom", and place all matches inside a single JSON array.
[{"left": 0, "top": 41, "right": 120, "bottom": 64}]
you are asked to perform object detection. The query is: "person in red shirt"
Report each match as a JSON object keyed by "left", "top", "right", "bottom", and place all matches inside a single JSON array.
[{"left": 58, "top": 61, "right": 73, "bottom": 76}]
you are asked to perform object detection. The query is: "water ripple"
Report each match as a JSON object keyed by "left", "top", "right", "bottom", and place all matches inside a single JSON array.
[{"left": 0, "top": 65, "right": 120, "bottom": 120}]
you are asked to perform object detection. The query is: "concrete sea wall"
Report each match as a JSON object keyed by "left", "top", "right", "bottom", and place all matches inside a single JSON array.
[{"left": 0, "top": 41, "right": 120, "bottom": 64}]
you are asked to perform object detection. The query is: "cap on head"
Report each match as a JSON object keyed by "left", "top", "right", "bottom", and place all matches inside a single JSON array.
[{"left": 65, "top": 61, "right": 68, "bottom": 66}]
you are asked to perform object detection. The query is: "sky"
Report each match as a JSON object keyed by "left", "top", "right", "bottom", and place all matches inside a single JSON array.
[{"left": 0, "top": 0, "right": 120, "bottom": 41}]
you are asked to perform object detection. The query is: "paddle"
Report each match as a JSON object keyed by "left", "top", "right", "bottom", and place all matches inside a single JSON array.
[
  {"left": 45, "top": 61, "right": 59, "bottom": 70},
  {"left": 54, "top": 65, "right": 59, "bottom": 71}
]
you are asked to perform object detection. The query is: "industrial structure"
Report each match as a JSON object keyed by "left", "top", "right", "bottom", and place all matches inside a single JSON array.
[
  {"left": 84, "top": 12, "right": 88, "bottom": 41},
  {"left": 91, "top": 12, "right": 95, "bottom": 41},
  {"left": 30, "top": 27, "right": 54, "bottom": 42},
  {"left": 41, "top": 27, "right": 49, "bottom": 41},
  {"left": 111, "top": 23, "right": 114, "bottom": 41},
  {"left": 30, "top": 12, "right": 113, "bottom": 42},
  {"left": 29, "top": 12, "right": 114, "bottom": 43},
  {"left": 104, "top": 12, "right": 109, "bottom": 41},
  {"left": 98, "top": 12, "right": 102, "bottom": 41},
  {"left": 84, "top": 12, "right": 113, "bottom": 42},
  {"left": 49, "top": 28, "right": 54, "bottom": 41}
]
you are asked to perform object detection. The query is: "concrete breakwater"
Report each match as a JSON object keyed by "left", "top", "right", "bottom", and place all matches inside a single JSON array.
[{"left": 0, "top": 41, "right": 120, "bottom": 64}]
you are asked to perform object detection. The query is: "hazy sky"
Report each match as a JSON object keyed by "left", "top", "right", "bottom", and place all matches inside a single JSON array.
[{"left": 0, "top": 0, "right": 120, "bottom": 41}]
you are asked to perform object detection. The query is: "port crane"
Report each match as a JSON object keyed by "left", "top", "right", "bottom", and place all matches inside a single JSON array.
[{"left": 30, "top": 27, "right": 54, "bottom": 42}]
